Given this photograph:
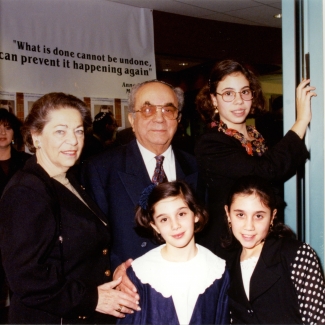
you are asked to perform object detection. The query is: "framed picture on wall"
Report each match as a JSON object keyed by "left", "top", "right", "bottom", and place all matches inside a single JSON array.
[{"left": 0, "top": 91, "right": 16, "bottom": 115}]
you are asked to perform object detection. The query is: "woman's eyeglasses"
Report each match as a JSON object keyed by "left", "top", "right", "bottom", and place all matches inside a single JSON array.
[{"left": 216, "top": 89, "right": 254, "bottom": 102}]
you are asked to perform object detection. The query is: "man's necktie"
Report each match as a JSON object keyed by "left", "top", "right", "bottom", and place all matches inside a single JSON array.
[{"left": 152, "top": 155, "right": 168, "bottom": 185}]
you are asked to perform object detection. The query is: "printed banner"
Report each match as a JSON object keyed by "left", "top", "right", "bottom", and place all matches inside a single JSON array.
[{"left": 0, "top": 0, "right": 156, "bottom": 108}]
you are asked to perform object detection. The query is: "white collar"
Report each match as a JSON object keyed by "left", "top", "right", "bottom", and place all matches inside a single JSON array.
[
  {"left": 136, "top": 141, "right": 176, "bottom": 181},
  {"left": 132, "top": 244, "right": 226, "bottom": 324}
]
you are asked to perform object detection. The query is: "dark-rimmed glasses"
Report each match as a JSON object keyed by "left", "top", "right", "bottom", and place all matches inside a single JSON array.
[
  {"left": 216, "top": 89, "right": 254, "bottom": 102},
  {"left": 134, "top": 103, "right": 179, "bottom": 120}
]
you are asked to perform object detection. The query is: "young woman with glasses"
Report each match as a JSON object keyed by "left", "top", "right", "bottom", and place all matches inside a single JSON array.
[{"left": 195, "top": 59, "right": 316, "bottom": 259}]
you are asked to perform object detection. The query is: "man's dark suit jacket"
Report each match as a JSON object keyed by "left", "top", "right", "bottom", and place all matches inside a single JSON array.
[{"left": 83, "top": 139, "right": 198, "bottom": 270}]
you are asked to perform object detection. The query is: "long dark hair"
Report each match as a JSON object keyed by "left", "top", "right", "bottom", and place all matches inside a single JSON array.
[
  {"left": 196, "top": 59, "right": 266, "bottom": 124},
  {"left": 222, "top": 176, "right": 295, "bottom": 248},
  {"left": 0, "top": 108, "right": 24, "bottom": 148},
  {"left": 135, "top": 181, "right": 208, "bottom": 243}
]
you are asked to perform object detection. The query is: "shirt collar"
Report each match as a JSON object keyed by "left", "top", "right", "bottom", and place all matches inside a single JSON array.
[{"left": 137, "top": 140, "right": 172, "bottom": 163}]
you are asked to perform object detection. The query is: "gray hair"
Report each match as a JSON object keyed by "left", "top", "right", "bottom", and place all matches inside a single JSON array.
[{"left": 127, "top": 80, "right": 184, "bottom": 113}]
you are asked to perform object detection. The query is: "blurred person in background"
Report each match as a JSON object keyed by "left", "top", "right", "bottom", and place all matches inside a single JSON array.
[
  {"left": 0, "top": 108, "right": 31, "bottom": 196},
  {"left": 81, "top": 111, "right": 119, "bottom": 162},
  {"left": 0, "top": 108, "right": 31, "bottom": 323}
]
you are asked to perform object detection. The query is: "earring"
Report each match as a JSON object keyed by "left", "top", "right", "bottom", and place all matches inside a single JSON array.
[
  {"left": 35, "top": 140, "right": 41, "bottom": 149},
  {"left": 214, "top": 106, "right": 219, "bottom": 114},
  {"left": 228, "top": 221, "right": 232, "bottom": 228},
  {"left": 11, "top": 140, "right": 14, "bottom": 145},
  {"left": 269, "top": 223, "right": 273, "bottom": 231}
]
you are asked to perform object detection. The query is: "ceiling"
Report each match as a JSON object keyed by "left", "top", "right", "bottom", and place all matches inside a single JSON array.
[
  {"left": 106, "top": 0, "right": 282, "bottom": 78},
  {"left": 106, "top": 0, "right": 282, "bottom": 28}
]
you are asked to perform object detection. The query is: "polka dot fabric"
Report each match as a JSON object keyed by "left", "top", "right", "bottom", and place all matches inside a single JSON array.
[{"left": 291, "top": 243, "right": 325, "bottom": 324}]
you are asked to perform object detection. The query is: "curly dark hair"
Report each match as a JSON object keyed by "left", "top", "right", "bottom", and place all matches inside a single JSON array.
[
  {"left": 222, "top": 176, "right": 295, "bottom": 248},
  {"left": 135, "top": 180, "right": 208, "bottom": 244},
  {"left": 196, "top": 59, "right": 266, "bottom": 124},
  {"left": 22, "top": 92, "right": 92, "bottom": 153}
]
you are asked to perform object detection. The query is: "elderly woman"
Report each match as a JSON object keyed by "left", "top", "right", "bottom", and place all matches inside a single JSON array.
[{"left": 0, "top": 93, "right": 139, "bottom": 324}]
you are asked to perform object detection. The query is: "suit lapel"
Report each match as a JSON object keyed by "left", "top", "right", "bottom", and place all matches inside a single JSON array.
[
  {"left": 51, "top": 177, "right": 108, "bottom": 227},
  {"left": 174, "top": 153, "right": 186, "bottom": 179},
  {"left": 173, "top": 147, "right": 197, "bottom": 188},
  {"left": 249, "top": 237, "right": 282, "bottom": 302},
  {"left": 117, "top": 143, "right": 197, "bottom": 205},
  {"left": 249, "top": 259, "right": 280, "bottom": 302},
  {"left": 228, "top": 250, "right": 251, "bottom": 308},
  {"left": 23, "top": 156, "right": 109, "bottom": 233},
  {"left": 118, "top": 140, "right": 152, "bottom": 206},
  {"left": 68, "top": 173, "right": 109, "bottom": 226},
  {"left": 228, "top": 238, "right": 282, "bottom": 305}
]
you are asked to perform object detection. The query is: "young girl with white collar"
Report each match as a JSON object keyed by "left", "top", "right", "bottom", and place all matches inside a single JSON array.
[{"left": 118, "top": 180, "right": 230, "bottom": 325}]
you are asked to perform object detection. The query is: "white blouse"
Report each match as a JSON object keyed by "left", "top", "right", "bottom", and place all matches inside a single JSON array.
[{"left": 240, "top": 255, "right": 259, "bottom": 300}]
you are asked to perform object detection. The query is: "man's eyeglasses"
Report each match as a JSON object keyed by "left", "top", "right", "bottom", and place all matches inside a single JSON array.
[
  {"left": 216, "top": 89, "right": 254, "bottom": 102},
  {"left": 134, "top": 104, "right": 179, "bottom": 120}
]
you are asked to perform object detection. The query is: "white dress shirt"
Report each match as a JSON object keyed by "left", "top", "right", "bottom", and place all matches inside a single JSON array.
[{"left": 137, "top": 140, "right": 176, "bottom": 182}]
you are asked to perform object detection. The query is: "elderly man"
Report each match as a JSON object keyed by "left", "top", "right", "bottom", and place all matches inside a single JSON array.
[{"left": 83, "top": 80, "right": 197, "bottom": 272}]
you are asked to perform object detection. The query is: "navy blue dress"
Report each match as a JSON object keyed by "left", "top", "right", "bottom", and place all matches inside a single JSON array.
[{"left": 118, "top": 245, "right": 229, "bottom": 325}]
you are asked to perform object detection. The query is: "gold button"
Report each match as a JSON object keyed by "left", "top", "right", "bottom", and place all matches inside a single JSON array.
[
  {"left": 105, "top": 269, "right": 111, "bottom": 277},
  {"left": 102, "top": 248, "right": 108, "bottom": 255}
]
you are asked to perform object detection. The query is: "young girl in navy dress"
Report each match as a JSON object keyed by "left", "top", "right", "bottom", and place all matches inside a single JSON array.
[
  {"left": 118, "top": 180, "right": 230, "bottom": 325},
  {"left": 224, "top": 176, "right": 325, "bottom": 324}
]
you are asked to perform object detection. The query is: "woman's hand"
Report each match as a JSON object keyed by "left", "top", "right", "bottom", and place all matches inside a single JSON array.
[
  {"left": 96, "top": 277, "right": 140, "bottom": 318},
  {"left": 113, "top": 259, "right": 139, "bottom": 300},
  {"left": 291, "top": 79, "right": 317, "bottom": 139}
]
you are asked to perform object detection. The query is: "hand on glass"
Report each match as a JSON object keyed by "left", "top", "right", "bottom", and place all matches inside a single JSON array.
[{"left": 291, "top": 79, "right": 317, "bottom": 139}]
